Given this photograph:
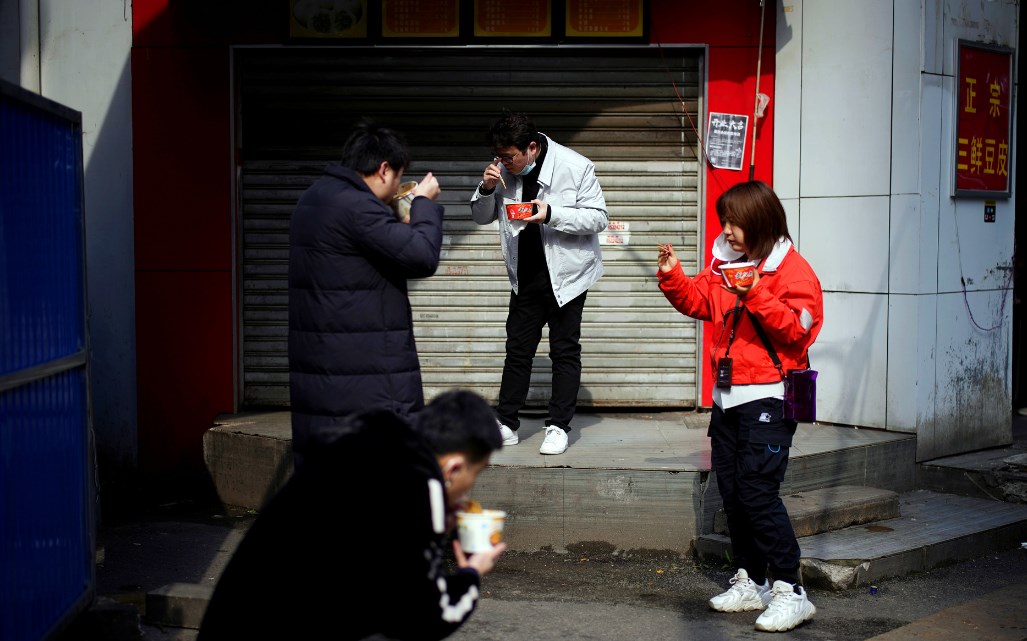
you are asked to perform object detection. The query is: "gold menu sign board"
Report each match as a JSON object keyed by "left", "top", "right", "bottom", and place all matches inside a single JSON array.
[
  {"left": 288, "top": 0, "right": 647, "bottom": 41},
  {"left": 382, "top": 0, "right": 460, "bottom": 37},
  {"left": 566, "top": 0, "right": 644, "bottom": 37},
  {"left": 474, "top": 0, "right": 552, "bottom": 37}
]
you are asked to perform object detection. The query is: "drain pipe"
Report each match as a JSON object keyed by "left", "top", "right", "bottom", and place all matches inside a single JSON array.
[{"left": 748, "top": 0, "right": 767, "bottom": 180}]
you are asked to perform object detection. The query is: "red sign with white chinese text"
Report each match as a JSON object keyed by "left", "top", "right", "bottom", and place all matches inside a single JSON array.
[{"left": 954, "top": 41, "right": 1013, "bottom": 197}]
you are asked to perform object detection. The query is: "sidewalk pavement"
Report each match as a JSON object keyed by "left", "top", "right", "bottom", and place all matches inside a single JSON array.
[
  {"left": 61, "top": 412, "right": 1027, "bottom": 640},
  {"left": 866, "top": 579, "right": 1027, "bottom": 641}
]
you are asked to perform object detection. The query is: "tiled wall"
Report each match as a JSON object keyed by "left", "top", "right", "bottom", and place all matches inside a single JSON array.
[{"left": 775, "top": 0, "right": 1017, "bottom": 458}]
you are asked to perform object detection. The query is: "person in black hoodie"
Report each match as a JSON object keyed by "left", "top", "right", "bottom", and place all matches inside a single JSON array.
[
  {"left": 197, "top": 389, "right": 507, "bottom": 641},
  {"left": 288, "top": 119, "right": 444, "bottom": 469}
]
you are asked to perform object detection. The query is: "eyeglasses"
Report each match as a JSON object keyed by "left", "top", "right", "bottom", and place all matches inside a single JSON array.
[{"left": 494, "top": 152, "right": 519, "bottom": 162}]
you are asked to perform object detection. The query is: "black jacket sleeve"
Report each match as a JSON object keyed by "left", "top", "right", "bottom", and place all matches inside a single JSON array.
[{"left": 377, "top": 474, "right": 482, "bottom": 640}]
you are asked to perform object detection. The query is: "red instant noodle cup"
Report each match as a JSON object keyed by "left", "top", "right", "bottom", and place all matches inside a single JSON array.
[
  {"left": 720, "top": 261, "right": 757, "bottom": 288},
  {"left": 505, "top": 202, "right": 536, "bottom": 220}
]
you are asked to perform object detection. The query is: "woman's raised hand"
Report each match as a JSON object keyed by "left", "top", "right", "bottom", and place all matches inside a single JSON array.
[{"left": 657, "top": 243, "right": 679, "bottom": 273}]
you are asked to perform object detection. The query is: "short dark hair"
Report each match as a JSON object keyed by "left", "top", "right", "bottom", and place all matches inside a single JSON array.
[
  {"left": 715, "top": 181, "right": 792, "bottom": 261},
  {"left": 415, "top": 389, "right": 502, "bottom": 463},
  {"left": 486, "top": 110, "right": 538, "bottom": 152},
  {"left": 340, "top": 119, "right": 410, "bottom": 176}
]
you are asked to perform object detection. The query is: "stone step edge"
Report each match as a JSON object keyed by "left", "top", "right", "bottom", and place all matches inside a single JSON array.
[
  {"left": 696, "top": 527, "right": 1025, "bottom": 592},
  {"left": 697, "top": 493, "right": 1027, "bottom": 591},
  {"left": 713, "top": 485, "right": 900, "bottom": 539},
  {"left": 145, "top": 582, "right": 214, "bottom": 630}
]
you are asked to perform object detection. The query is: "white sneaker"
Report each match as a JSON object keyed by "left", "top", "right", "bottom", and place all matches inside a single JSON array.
[
  {"left": 709, "top": 569, "right": 772, "bottom": 612},
  {"left": 754, "top": 581, "right": 816, "bottom": 632},
  {"left": 497, "top": 421, "right": 519, "bottom": 446},
  {"left": 539, "top": 426, "right": 568, "bottom": 455}
]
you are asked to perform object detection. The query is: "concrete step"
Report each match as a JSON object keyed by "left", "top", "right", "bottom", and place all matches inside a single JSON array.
[
  {"left": 203, "top": 412, "right": 293, "bottom": 510},
  {"left": 713, "top": 485, "right": 900, "bottom": 538},
  {"left": 696, "top": 489, "right": 1027, "bottom": 591},
  {"left": 202, "top": 411, "right": 920, "bottom": 554},
  {"left": 916, "top": 444, "right": 1027, "bottom": 504},
  {"left": 145, "top": 583, "right": 213, "bottom": 630}
]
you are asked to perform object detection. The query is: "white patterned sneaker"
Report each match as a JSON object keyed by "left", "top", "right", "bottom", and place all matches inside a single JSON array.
[
  {"left": 709, "top": 569, "right": 772, "bottom": 612},
  {"left": 538, "top": 426, "right": 568, "bottom": 455},
  {"left": 497, "top": 421, "right": 519, "bottom": 446},
  {"left": 754, "top": 581, "right": 816, "bottom": 632}
]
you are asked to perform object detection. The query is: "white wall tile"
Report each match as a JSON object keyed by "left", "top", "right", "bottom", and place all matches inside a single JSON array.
[
  {"left": 799, "top": 196, "right": 890, "bottom": 293},
  {"left": 926, "top": 290, "right": 1013, "bottom": 458},
  {"left": 769, "top": 0, "right": 1016, "bottom": 454},
  {"left": 799, "top": 0, "right": 893, "bottom": 197},
  {"left": 773, "top": 0, "right": 803, "bottom": 201},
  {"left": 886, "top": 294, "right": 936, "bottom": 433},
  {"left": 941, "top": 0, "right": 1019, "bottom": 77},
  {"left": 924, "top": 0, "right": 943, "bottom": 75},
  {"left": 811, "top": 292, "right": 888, "bottom": 428},
  {"left": 891, "top": 1, "right": 922, "bottom": 195},
  {"left": 38, "top": 0, "right": 139, "bottom": 468},
  {"left": 889, "top": 194, "right": 940, "bottom": 294},
  {"left": 938, "top": 73, "right": 956, "bottom": 196},
  {"left": 920, "top": 74, "right": 944, "bottom": 221},
  {"left": 781, "top": 197, "right": 800, "bottom": 250},
  {"left": 936, "top": 197, "right": 1016, "bottom": 294},
  {"left": 891, "top": 194, "right": 924, "bottom": 293},
  {"left": 930, "top": 7, "right": 1016, "bottom": 297}
]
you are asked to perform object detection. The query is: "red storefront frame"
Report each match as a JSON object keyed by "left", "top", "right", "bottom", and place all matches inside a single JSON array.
[{"left": 131, "top": 0, "right": 776, "bottom": 470}]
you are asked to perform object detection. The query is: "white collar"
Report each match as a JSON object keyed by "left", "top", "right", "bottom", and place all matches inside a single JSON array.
[
  {"left": 761, "top": 237, "right": 792, "bottom": 272},
  {"left": 712, "top": 234, "right": 792, "bottom": 272}
]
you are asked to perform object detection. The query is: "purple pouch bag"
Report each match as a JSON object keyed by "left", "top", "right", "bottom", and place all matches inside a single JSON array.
[{"left": 783, "top": 369, "right": 818, "bottom": 422}]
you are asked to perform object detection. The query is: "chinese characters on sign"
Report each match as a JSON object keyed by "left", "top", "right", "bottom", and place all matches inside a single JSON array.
[
  {"left": 289, "top": 0, "right": 648, "bottom": 41},
  {"left": 474, "top": 0, "right": 551, "bottom": 37},
  {"left": 382, "top": 0, "right": 459, "bottom": 37},
  {"left": 954, "top": 41, "right": 1012, "bottom": 197},
  {"left": 599, "top": 220, "right": 631, "bottom": 245},
  {"left": 566, "top": 0, "right": 644, "bottom": 37},
  {"left": 705, "top": 113, "right": 748, "bottom": 171}
]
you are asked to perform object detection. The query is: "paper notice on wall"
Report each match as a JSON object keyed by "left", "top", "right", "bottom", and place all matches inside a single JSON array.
[
  {"left": 600, "top": 221, "right": 630, "bottom": 246},
  {"left": 705, "top": 113, "right": 748, "bottom": 171}
]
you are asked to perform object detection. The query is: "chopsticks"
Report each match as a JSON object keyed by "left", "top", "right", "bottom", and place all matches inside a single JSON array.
[{"left": 493, "top": 157, "right": 507, "bottom": 189}]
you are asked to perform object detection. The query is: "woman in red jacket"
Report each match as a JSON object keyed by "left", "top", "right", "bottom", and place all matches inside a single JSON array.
[{"left": 657, "top": 181, "right": 823, "bottom": 633}]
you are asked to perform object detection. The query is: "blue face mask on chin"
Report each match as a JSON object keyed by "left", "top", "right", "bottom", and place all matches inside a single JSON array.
[{"left": 516, "top": 149, "right": 536, "bottom": 176}]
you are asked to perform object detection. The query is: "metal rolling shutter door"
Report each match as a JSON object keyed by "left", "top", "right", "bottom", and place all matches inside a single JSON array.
[{"left": 237, "top": 47, "right": 702, "bottom": 409}]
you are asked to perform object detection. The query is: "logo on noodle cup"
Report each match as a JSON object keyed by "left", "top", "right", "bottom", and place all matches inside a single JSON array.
[
  {"left": 720, "top": 261, "right": 757, "bottom": 288},
  {"left": 505, "top": 202, "right": 536, "bottom": 220}
]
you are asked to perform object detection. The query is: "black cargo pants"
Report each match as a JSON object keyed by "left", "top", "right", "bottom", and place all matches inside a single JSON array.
[{"left": 709, "top": 397, "right": 802, "bottom": 585}]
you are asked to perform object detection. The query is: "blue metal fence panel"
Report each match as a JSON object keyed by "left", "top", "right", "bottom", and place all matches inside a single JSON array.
[
  {"left": 0, "top": 371, "right": 91, "bottom": 641},
  {"left": 0, "top": 91, "right": 85, "bottom": 376},
  {"left": 0, "top": 80, "right": 94, "bottom": 641}
]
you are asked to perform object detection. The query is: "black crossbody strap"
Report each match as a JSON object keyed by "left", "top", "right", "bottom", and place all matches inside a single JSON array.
[
  {"left": 746, "top": 310, "right": 786, "bottom": 380},
  {"left": 723, "top": 298, "right": 743, "bottom": 358}
]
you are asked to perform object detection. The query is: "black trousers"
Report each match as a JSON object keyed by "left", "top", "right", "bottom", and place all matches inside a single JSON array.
[
  {"left": 709, "top": 397, "right": 801, "bottom": 585},
  {"left": 495, "top": 277, "right": 587, "bottom": 432}
]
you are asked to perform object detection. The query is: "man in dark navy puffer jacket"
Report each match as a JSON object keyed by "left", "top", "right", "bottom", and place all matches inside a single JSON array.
[{"left": 288, "top": 120, "right": 444, "bottom": 468}]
